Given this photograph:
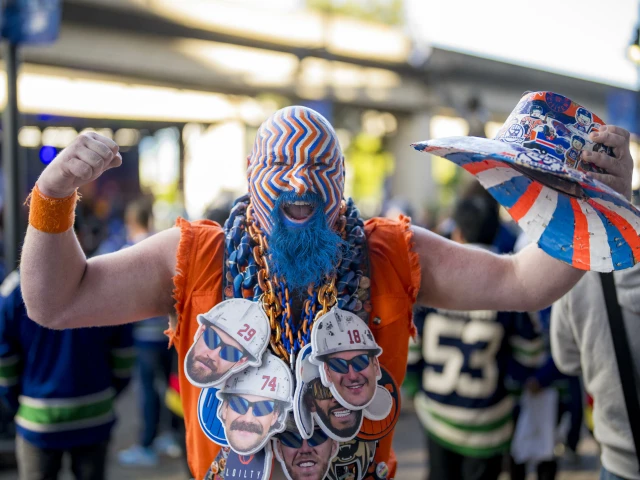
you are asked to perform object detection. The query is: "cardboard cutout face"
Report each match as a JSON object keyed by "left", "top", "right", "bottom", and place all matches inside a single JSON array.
[
  {"left": 185, "top": 299, "right": 270, "bottom": 388},
  {"left": 273, "top": 424, "right": 339, "bottom": 480},
  {"left": 218, "top": 392, "right": 281, "bottom": 455},
  {"left": 310, "top": 308, "right": 384, "bottom": 410},
  {"left": 306, "top": 382, "right": 364, "bottom": 442},
  {"left": 216, "top": 351, "right": 293, "bottom": 455},
  {"left": 321, "top": 351, "right": 381, "bottom": 409},
  {"left": 294, "top": 344, "right": 363, "bottom": 442}
]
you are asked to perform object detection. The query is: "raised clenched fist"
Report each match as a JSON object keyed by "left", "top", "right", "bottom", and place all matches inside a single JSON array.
[{"left": 36, "top": 132, "right": 122, "bottom": 198}]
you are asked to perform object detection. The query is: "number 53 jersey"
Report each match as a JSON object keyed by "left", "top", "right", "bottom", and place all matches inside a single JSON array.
[{"left": 410, "top": 307, "right": 545, "bottom": 458}]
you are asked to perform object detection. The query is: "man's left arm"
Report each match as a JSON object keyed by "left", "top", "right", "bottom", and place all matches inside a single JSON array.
[{"left": 414, "top": 125, "right": 633, "bottom": 312}]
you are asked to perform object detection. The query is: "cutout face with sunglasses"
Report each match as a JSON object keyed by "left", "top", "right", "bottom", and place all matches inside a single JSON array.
[
  {"left": 186, "top": 322, "right": 250, "bottom": 387},
  {"left": 304, "top": 379, "right": 362, "bottom": 441},
  {"left": 321, "top": 350, "right": 381, "bottom": 409},
  {"left": 219, "top": 393, "right": 285, "bottom": 454},
  {"left": 274, "top": 428, "right": 339, "bottom": 480}
]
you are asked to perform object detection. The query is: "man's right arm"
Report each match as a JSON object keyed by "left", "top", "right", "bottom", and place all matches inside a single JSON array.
[{"left": 20, "top": 133, "right": 179, "bottom": 329}]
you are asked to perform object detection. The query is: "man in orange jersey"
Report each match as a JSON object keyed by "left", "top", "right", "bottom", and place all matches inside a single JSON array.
[{"left": 20, "top": 106, "right": 633, "bottom": 479}]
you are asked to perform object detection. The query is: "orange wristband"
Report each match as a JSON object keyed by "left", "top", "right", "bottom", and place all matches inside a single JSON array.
[{"left": 26, "top": 184, "right": 78, "bottom": 234}]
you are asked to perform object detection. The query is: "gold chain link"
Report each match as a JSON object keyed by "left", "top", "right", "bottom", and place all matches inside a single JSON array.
[{"left": 246, "top": 202, "right": 346, "bottom": 362}]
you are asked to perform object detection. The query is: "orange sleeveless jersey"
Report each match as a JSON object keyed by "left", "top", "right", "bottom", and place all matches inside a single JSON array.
[{"left": 168, "top": 216, "right": 420, "bottom": 480}]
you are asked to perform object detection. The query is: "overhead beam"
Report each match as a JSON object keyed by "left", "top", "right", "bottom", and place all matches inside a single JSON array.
[{"left": 61, "top": 1, "right": 426, "bottom": 79}]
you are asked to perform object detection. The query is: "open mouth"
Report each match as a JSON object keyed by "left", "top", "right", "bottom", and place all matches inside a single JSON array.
[
  {"left": 281, "top": 200, "right": 316, "bottom": 224},
  {"left": 332, "top": 408, "right": 352, "bottom": 419},
  {"left": 297, "top": 461, "right": 317, "bottom": 468},
  {"left": 346, "top": 383, "right": 365, "bottom": 393}
]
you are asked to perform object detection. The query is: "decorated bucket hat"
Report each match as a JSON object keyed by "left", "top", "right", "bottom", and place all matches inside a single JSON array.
[{"left": 413, "top": 91, "right": 640, "bottom": 272}]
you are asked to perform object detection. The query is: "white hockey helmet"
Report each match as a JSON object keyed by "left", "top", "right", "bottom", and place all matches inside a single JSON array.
[
  {"left": 311, "top": 307, "right": 381, "bottom": 360},
  {"left": 220, "top": 351, "right": 293, "bottom": 404},
  {"left": 197, "top": 298, "right": 269, "bottom": 363}
]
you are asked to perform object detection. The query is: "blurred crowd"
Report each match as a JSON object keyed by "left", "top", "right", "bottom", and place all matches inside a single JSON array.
[{"left": 0, "top": 115, "right": 634, "bottom": 480}]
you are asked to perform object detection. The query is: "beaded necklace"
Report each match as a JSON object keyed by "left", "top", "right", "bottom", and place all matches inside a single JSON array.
[{"left": 223, "top": 194, "right": 371, "bottom": 365}]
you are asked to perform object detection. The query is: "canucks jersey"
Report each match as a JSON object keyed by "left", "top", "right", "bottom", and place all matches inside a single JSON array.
[
  {"left": 0, "top": 272, "right": 134, "bottom": 449},
  {"left": 409, "top": 307, "right": 544, "bottom": 458}
]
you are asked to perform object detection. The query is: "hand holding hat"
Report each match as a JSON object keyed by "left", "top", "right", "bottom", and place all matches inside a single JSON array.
[
  {"left": 413, "top": 91, "right": 640, "bottom": 272},
  {"left": 583, "top": 126, "right": 633, "bottom": 201}
]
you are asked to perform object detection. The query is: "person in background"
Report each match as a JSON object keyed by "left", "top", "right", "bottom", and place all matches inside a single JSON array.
[
  {"left": 118, "top": 197, "right": 181, "bottom": 467},
  {"left": 507, "top": 307, "right": 577, "bottom": 480},
  {"left": 508, "top": 234, "right": 585, "bottom": 480},
  {"left": 461, "top": 180, "right": 518, "bottom": 254},
  {"left": 551, "top": 256, "right": 640, "bottom": 479},
  {"left": 164, "top": 336, "right": 191, "bottom": 479},
  {"left": 408, "top": 194, "right": 544, "bottom": 480},
  {"left": 0, "top": 215, "right": 134, "bottom": 480}
]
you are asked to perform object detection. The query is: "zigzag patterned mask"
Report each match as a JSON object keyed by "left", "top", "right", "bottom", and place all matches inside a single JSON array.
[{"left": 247, "top": 106, "right": 345, "bottom": 235}]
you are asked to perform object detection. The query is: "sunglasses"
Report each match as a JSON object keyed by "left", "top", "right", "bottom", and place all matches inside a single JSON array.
[
  {"left": 327, "top": 354, "right": 372, "bottom": 374},
  {"left": 228, "top": 395, "right": 275, "bottom": 417},
  {"left": 278, "top": 429, "right": 330, "bottom": 449},
  {"left": 202, "top": 324, "right": 245, "bottom": 362}
]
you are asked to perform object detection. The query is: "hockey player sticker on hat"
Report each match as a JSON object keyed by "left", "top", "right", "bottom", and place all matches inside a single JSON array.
[
  {"left": 413, "top": 91, "right": 640, "bottom": 274},
  {"left": 273, "top": 414, "right": 339, "bottom": 480},
  {"left": 185, "top": 299, "right": 270, "bottom": 388},
  {"left": 216, "top": 351, "right": 293, "bottom": 456},
  {"left": 310, "top": 307, "right": 385, "bottom": 411},
  {"left": 294, "top": 344, "right": 364, "bottom": 442}
]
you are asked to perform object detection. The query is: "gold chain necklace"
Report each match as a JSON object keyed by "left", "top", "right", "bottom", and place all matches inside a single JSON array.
[{"left": 246, "top": 202, "right": 346, "bottom": 364}]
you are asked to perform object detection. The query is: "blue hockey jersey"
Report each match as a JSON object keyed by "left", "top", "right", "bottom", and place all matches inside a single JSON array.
[
  {"left": 0, "top": 271, "right": 134, "bottom": 449},
  {"left": 409, "top": 305, "right": 544, "bottom": 458}
]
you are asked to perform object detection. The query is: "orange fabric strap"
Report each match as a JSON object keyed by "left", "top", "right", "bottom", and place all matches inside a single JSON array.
[{"left": 27, "top": 184, "right": 78, "bottom": 234}]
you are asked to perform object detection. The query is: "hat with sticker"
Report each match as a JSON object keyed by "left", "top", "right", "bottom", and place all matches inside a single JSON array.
[
  {"left": 197, "top": 298, "right": 270, "bottom": 363},
  {"left": 218, "top": 351, "right": 293, "bottom": 404},
  {"left": 413, "top": 91, "right": 640, "bottom": 272},
  {"left": 311, "top": 307, "right": 381, "bottom": 361}
]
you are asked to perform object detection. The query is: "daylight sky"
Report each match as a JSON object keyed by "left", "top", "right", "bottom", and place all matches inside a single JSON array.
[{"left": 405, "top": 0, "right": 640, "bottom": 90}]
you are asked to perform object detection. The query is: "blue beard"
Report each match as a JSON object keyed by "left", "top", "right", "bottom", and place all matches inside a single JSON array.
[{"left": 267, "top": 192, "right": 346, "bottom": 292}]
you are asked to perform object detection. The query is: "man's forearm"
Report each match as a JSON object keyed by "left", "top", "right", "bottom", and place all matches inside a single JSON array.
[
  {"left": 511, "top": 244, "right": 584, "bottom": 312},
  {"left": 20, "top": 226, "right": 88, "bottom": 327}
]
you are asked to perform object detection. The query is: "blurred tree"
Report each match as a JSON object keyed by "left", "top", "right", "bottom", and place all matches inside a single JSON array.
[{"left": 345, "top": 132, "right": 395, "bottom": 217}]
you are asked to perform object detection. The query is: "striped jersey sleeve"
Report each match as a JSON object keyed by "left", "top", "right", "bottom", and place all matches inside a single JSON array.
[{"left": 0, "top": 271, "right": 22, "bottom": 412}]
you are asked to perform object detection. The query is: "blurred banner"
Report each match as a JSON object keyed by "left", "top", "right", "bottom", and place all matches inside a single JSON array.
[
  {"left": 607, "top": 90, "right": 639, "bottom": 136},
  {"left": 2, "top": 0, "right": 61, "bottom": 45}
]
